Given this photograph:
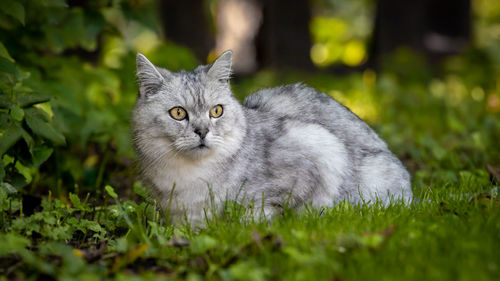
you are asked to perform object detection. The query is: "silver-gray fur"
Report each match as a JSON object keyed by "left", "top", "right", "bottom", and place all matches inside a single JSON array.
[{"left": 132, "top": 51, "right": 412, "bottom": 223}]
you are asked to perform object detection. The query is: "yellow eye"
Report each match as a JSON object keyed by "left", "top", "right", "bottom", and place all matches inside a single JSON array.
[
  {"left": 210, "top": 105, "right": 223, "bottom": 118},
  {"left": 169, "top": 107, "right": 187, "bottom": 120}
]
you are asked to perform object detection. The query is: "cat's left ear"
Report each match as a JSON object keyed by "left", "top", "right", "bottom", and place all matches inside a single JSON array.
[{"left": 207, "top": 50, "right": 232, "bottom": 82}]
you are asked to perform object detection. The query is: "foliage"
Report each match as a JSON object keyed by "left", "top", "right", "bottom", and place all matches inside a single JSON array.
[
  {"left": 0, "top": 0, "right": 198, "bottom": 196},
  {"left": 310, "top": 0, "right": 374, "bottom": 67},
  {"left": 0, "top": 46, "right": 65, "bottom": 189}
]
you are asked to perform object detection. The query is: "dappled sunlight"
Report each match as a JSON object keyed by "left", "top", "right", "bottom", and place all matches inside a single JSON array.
[
  {"left": 342, "top": 40, "right": 366, "bottom": 66},
  {"left": 325, "top": 70, "right": 380, "bottom": 123},
  {"left": 309, "top": 0, "right": 373, "bottom": 68}
]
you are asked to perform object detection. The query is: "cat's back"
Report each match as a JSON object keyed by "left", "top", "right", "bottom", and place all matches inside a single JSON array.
[{"left": 243, "top": 83, "right": 387, "bottom": 151}]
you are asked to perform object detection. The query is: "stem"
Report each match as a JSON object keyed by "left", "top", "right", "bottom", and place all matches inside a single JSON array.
[{"left": 95, "top": 144, "right": 111, "bottom": 192}]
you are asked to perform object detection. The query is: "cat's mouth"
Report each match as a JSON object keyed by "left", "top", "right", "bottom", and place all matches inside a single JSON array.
[{"left": 194, "top": 140, "right": 209, "bottom": 150}]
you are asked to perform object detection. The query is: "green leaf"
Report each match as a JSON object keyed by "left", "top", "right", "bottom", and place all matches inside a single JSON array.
[
  {"left": 105, "top": 185, "right": 118, "bottom": 199},
  {"left": 0, "top": 56, "right": 16, "bottom": 75},
  {"left": 0, "top": 0, "right": 25, "bottom": 25},
  {"left": 17, "top": 92, "right": 50, "bottom": 108},
  {"left": 0, "top": 93, "right": 11, "bottom": 108},
  {"left": 0, "top": 233, "right": 31, "bottom": 256},
  {"left": 0, "top": 122, "right": 22, "bottom": 156},
  {"left": 133, "top": 181, "right": 149, "bottom": 199},
  {"left": 21, "top": 128, "right": 34, "bottom": 150},
  {"left": 15, "top": 161, "right": 32, "bottom": 184},
  {"left": 0, "top": 42, "right": 14, "bottom": 62},
  {"left": 10, "top": 104, "right": 24, "bottom": 121},
  {"left": 24, "top": 107, "right": 50, "bottom": 122},
  {"left": 190, "top": 235, "right": 218, "bottom": 254},
  {"left": 0, "top": 181, "right": 16, "bottom": 194},
  {"left": 69, "top": 193, "right": 84, "bottom": 210},
  {"left": 25, "top": 109, "right": 66, "bottom": 146},
  {"left": 31, "top": 146, "right": 53, "bottom": 167}
]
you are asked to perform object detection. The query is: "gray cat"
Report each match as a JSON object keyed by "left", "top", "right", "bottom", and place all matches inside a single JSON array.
[{"left": 132, "top": 51, "right": 412, "bottom": 223}]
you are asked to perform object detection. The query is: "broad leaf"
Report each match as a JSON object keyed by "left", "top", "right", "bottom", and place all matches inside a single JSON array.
[
  {"left": 0, "top": 0, "right": 25, "bottom": 25},
  {"left": 0, "top": 93, "right": 11, "bottom": 108},
  {"left": 0, "top": 57, "right": 16, "bottom": 75},
  {"left": 31, "top": 146, "right": 53, "bottom": 167},
  {"left": 0, "top": 42, "right": 14, "bottom": 62},
  {"left": 25, "top": 110, "right": 65, "bottom": 146},
  {"left": 10, "top": 105, "right": 24, "bottom": 121},
  {"left": 0, "top": 122, "right": 22, "bottom": 156},
  {"left": 17, "top": 92, "right": 50, "bottom": 108}
]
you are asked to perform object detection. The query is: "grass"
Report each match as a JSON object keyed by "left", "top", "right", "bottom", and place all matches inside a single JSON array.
[
  {"left": 1, "top": 183, "right": 499, "bottom": 280},
  {"left": 1, "top": 54, "right": 500, "bottom": 280}
]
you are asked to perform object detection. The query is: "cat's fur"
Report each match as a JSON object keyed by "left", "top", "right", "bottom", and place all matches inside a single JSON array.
[{"left": 132, "top": 51, "right": 412, "bottom": 223}]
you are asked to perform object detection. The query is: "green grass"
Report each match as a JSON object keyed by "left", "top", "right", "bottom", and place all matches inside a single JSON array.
[{"left": 1, "top": 182, "right": 499, "bottom": 280}]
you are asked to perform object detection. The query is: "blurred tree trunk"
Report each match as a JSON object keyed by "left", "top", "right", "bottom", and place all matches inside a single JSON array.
[
  {"left": 159, "top": 0, "right": 212, "bottom": 61},
  {"left": 255, "top": 0, "right": 313, "bottom": 70},
  {"left": 370, "top": 0, "right": 471, "bottom": 67},
  {"left": 215, "top": 0, "right": 262, "bottom": 75}
]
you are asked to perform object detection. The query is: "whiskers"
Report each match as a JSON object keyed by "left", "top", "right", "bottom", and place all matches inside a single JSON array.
[{"left": 138, "top": 142, "right": 176, "bottom": 174}]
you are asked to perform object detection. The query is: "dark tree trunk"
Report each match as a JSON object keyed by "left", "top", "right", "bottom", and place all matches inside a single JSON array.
[
  {"left": 369, "top": 0, "right": 471, "bottom": 67},
  {"left": 159, "top": 0, "right": 212, "bottom": 61},
  {"left": 256, "top": 0, "right": 313, "bottom": 70}
]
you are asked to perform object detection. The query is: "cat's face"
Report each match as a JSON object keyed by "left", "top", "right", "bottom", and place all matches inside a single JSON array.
[{"left": 133, "top": 51, "right": 246, "bottom": 161}]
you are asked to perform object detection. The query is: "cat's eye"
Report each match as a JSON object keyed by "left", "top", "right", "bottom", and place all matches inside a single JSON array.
[
  {"left": 169, "top": 107, "right": 187, "bottom": 120},
  {"left": 210, "top": 105, "right": 223, "bottom": 118}
]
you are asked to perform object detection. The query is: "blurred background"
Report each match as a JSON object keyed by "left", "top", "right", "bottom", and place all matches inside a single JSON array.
[{"left": 0, "top": 0, "right": 499, "bottom": 201}]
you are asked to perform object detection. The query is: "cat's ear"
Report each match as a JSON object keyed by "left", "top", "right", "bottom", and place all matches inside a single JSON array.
[
  {"left": 136, "top": 53, "right": 167, "bottom": 98},
  {"left": 207, "top": 50, "right": 232, "bottom": 82}
]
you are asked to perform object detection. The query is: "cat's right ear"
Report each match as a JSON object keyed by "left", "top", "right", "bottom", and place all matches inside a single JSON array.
[{"left": 136, "top": 53, "right": 166, "bottom": 98}]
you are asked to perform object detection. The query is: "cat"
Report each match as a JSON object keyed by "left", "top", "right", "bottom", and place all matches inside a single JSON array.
[{"left": 132, "top": 50, "right": 412, "bottom": 224}]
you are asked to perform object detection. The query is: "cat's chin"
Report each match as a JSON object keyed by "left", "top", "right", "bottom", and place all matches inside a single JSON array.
[{"left": 181, "top": 144, "right": 216, "bottom": 160}]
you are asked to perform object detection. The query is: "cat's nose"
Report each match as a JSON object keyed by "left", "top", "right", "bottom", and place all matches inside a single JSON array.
[{"left": 194, "top": 128, "right": 208, "bottom": 139}]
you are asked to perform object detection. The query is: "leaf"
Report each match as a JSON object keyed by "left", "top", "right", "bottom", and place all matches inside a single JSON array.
[
  {"left": 24, "top": 107, "right": 50, "bottom": 123},
  {"left": 69, "top": 193, "right": 82, "bottom": 208},
  {"left": 133, "top": 181, "right": 149, "bottom": 199},
  {"left": 10, "top": 104, "right": 24, "bottom": 121},
  {"left": 25, "top": 109, "right": 66, "bottom": 146},
  {"left": 0, "top": 56, "right": 16, "bottom": 75},
  {"left": 105, "top": 185, "right": 118, "bottom": 199},
  {"left": 21, "top": 128, "right": 34, "bottom": 150},
  {"left": 31, "top": 146, "right": 53, "bottom": 167},
  {"left": 0, "top": 42, "right": 14, "bottom": 62},
  {"left": 1, "top": 181, "right": 17, "bottom": 194},
  {"left": 0, "top": 93, "right": 11, "bottom": 108},
  {"left": 190, "top": 235, "right": 218, "bottom": 254},
  {"left": 69, "top": 193, "right": 90, "bottom": 211},
  {"left": 0, "top": 0, "right": 25, "bottom": 25},
  {"left": 0, "top": 122, "right": 22, "bottom": 156},
  {"left": 15, "top": 161, "right": 32, "bottom": 184},
  {"left": 17, "top": 92, "right": 50, "bottom": 108},
  {"left": 0, "top": 233, "right": 31, "bottom": 255}
]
